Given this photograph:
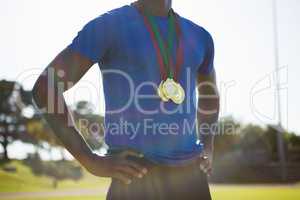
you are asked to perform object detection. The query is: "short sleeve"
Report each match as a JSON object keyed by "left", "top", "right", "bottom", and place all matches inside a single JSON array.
[
  {"left": 68, "top": 14, "right": 111, "bottom": 64},
  {"left": 198, "top": 31, "right": 215, "bottom": 75}
]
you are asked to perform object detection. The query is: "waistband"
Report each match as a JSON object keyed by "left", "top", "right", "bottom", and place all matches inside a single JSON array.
[{"left": 106, "top": 148, "right": 200, "bottom": 170}]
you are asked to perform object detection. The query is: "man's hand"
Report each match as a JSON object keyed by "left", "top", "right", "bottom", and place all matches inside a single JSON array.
[
  {"left": 85, "top": 150, "right": 148, "bottom": 185},
  {"left": 199, "top": 146, "right": 214, "bottom": 176}
]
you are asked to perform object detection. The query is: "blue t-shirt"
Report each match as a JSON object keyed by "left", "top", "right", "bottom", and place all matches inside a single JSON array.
[{"left": 68, "top": 5, "right": 215, "bottom": 165}]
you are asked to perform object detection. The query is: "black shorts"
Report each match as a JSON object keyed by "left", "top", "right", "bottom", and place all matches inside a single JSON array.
[{"left": 106, "top": 154, "right": 212, "bottom": 200}]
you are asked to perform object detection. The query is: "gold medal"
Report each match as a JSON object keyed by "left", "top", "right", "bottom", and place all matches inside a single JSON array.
[
  {"left": 160, "top": 78, "right": 185, "bottom": 104},
  {"left": 157, "top": 81, "right": 169, "bottom": 102},
  {"left": 171, "top": 82, "right": 185, "bottom": 104},
  {"left": 162, "top": 78, "right": 179, "bottom": 99}
]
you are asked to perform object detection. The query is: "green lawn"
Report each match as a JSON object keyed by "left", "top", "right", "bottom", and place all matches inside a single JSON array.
[
  {"left": 3, "top": 186, "right": 300, "bottom": 200},
  {"left": 0, "top": 161, "right": 109, "bottom": 193},
  {"left": 1, "top": 161, "right": 300, "bottom": 200},
  {"left": 211, "top": 184, "right": 300, "bottom": 200}
]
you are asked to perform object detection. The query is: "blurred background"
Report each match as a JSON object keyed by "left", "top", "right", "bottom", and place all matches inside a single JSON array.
[{"left": 0, "top": 0, "right": 300, "bottom": 200}]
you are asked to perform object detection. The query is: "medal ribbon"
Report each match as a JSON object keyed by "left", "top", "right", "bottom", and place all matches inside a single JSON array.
[{"left": 136, "top": 6, "right": 184, "bottom": 81}]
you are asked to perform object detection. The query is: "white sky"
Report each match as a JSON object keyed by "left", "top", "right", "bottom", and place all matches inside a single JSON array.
[{"left": 1, "top": 0, "right": 300, "bottom": 151}]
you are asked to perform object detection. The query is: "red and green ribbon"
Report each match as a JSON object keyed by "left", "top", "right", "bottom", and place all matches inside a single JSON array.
[{"left": 136, "top": 6, "right": 184, "bottom": 81}]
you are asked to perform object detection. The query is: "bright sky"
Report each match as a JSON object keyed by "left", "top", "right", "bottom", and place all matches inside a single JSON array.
[{"left": 1, "top": 0, "right": 300, "bottom": 159}]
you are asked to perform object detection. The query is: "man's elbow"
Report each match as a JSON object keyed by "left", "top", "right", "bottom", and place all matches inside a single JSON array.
[
  {"left": 31, "top": 84, "right": 41, "bottom": 108},
  {"left": 31, "top": 77, "right": 46, "bottom": 108}
]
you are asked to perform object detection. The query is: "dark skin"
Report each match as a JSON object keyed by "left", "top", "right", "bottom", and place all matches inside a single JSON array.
[
  {"left": 32, "top": 0, "right": 219, "bottom": 184},
  {"left": 197, "top": 70, "right": 219, "bottom": 176}
]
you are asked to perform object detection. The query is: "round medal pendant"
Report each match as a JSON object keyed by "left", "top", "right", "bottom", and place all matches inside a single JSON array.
[
  {"left": 162, "top": 78, "right": 179, "bottom": 99},
  {"left": 172, "top": 83, "right": 185, "bottom": 104},
  {"left": 157, "top": 81, "right": 169, "bottom": 102}
]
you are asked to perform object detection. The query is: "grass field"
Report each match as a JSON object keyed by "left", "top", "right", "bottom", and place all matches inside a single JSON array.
[{"left": 0, "top": 161, "right": 299, "bottom": 200}]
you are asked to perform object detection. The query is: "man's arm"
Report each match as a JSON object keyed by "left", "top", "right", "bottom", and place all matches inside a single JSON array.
[
  {"left": 32, "top": 49, "right": 94, "bottom": 165},
  {"left": 32, "top": 49, "right": 147, "bottom": 184},
  {"left": 197, "top": 69, "right": 220, "bottom": 175}
]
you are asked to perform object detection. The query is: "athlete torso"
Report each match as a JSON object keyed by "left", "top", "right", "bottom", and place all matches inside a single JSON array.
[{"left": 68, "top": 5, "right": 214, "bottom": 165}]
